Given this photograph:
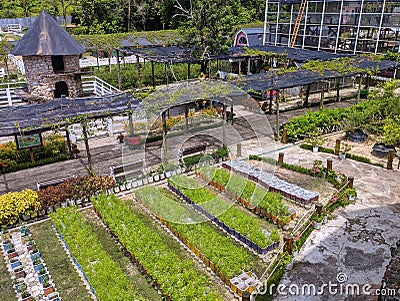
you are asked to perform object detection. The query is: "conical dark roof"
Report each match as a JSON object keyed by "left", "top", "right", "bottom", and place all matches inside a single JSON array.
[{"left": 13, "top": 11, "right": 85, "bottom": 56}]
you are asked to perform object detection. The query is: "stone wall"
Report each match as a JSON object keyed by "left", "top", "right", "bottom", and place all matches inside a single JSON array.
[{"left": 23, "top": 55, "right": 83, "bottom": 101}]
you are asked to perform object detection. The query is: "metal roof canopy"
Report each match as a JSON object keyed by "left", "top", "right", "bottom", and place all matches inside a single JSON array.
[
  {"left": 12, "top": 10, "right": 85, "bottom": 56},
  {"left": 121, "top": 46, "right": 203, "bottom": 64},
  {"left": 231, "top": 59, "right": 399, "bottom": 92},
  {"left": 210, "top": 45, "right": 349, "bottom": 62},
  {"left": 122, "top": 44, "right": 348, "bottom": 64},
  {"left": 0, "top": 92, "right": 138, "bottom": 137}
]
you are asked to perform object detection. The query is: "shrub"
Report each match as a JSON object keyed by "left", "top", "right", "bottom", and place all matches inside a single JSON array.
[
  {"left": 0, "top": 189, "right": 41, "bottom": 225},
  {"left": 37, "top": 175, "right": 114, "bottom": 211}
]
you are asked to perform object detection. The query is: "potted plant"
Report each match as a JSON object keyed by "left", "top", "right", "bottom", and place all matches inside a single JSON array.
[
  {"left": 38, "top": 266, "right": 47, "bottom": 276},
  {"left": 305, "top": 129, "right": 326, "bottom": 152},
  {"left": 13, "top": 265, "right": 26, "bottom": 279},
  {"left": 10, "top": 257, "right": 21, "bottom": 269},
  {"left": 339, "top": 142, "right": 352, "bottom": 160},
  {"left": 42, "top": 278, "right": 55, "bottom": 296},
  {"left": 20, "top": 289, "right": 32, "bottom": 301}
]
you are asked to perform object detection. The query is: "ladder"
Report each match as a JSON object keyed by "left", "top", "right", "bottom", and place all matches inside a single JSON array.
[{"left": 289, "top": 0, "right": 307, "bottom": 47}]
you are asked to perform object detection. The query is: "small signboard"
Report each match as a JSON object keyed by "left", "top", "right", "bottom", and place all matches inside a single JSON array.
[{"left": 15, "top": 133, "right": 43, "bottom": 150}]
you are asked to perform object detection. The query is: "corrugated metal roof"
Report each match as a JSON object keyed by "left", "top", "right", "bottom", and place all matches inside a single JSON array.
[
  {"left": 12, "top": 11, "right": 85, "bottom": 56},
  {"left": 240, "top": 28, "right": 264, "bottom": 35}
]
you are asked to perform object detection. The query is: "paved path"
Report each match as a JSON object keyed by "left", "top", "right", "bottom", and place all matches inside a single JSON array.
[{"left": 264, "top": 145, "right": 400, "bottom": 301}]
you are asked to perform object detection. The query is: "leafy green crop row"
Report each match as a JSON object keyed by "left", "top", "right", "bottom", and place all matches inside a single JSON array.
[
  {"left": 135, "top": 186, "right": 253, "bottom": 279},
  {"left": 169, "top": 175, "right": 274, "bottom": 248},
  {"left": 91, "top": 194, "right": 222, "bottom": 300},
  {"left": 199, "top": 166, "right": 292, "bottom": 219},
  {"left": 50, "top": 207, "right": 143, "bottom": 301}
]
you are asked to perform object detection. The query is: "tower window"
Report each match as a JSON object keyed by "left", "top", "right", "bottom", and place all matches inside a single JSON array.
[{"left": 51, "top": 55, "right": 64, "bottom": 72}]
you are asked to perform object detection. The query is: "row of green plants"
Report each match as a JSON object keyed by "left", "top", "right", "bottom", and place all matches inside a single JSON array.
[
  {"left": 199, "top": 166, "right": 292, "bottom": 220},
  {"left": 0, "top": 175, "right": 114, "bottom": 226},
  {"left": 50, "top": 207, "right": 143, "bottom": 301},
  {"left": 0, "top": 189, "right": 40, "bottom": 226},
  {"left": 134, "top": 186, "right": 254, "bottom": 279},
  {"left": 91, "top": 193, "right": 222, "bottom": 300},
  {"left": 168, "top": 175, "right": 276, "bottom": 248},
  {"left": 0, "top": 134, "right": 68, "bottom": 174},
  {"left": 284, "top": 81, "right": 400, "bottom": 145},
  {"left": 249, "top": 155, "right": 349, "bottom": 190},
  {"left": 300, "top": 144, "right": 385, "bottom": 168}
]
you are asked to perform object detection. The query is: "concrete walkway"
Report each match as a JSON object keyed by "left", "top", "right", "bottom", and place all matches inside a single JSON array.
[{"left": 265, "top": 145, "right": 400, "bottom": 301}]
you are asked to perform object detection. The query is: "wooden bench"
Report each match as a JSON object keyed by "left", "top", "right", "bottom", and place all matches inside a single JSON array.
[
  {"left": 110, "top": 160, "right": 145, "bottom": 183},
  {"left": 37, "top": 177, "right": 70, "bottom": 191}
]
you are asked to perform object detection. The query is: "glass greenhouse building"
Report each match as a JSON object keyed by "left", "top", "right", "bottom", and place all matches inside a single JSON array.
[{"left": 263, "top": 0, "right": 400, "bottom": 54}]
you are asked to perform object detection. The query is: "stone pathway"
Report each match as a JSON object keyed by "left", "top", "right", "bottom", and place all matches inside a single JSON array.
[{"left": 265, "top": 145, "right": 400, "bottom": 301}]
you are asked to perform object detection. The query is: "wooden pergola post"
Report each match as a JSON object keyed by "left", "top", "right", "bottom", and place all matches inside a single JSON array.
[
  {"left": 81, "top": 122, "right": 92, "bottom": 172},
  {"left": 165, "top": 63, "right": 169, "bottom": 86},
  {"left": 65, "top": 126, "right": 72, "bottom": 157},
  {"left": 304, "top": 84, "right": 310, "bottom": 107},
  {"left": 161, "top": 111, "right": 168, "bottom": 163},
  {"left": 335, "top": 78, "right": 340, "bottom": 102},
  {"left": 185, "top": 104, "right": 189, "bottom": 132},
  {"left": 137, "top": 55, "right": 141, "bottom": 87},
  {"left": 320, "top": 81, "right": 325, "bottom": 109},
  {"left": 222, "top": 103, "right": 227, "bottom": 148},
  {"left": 151, "top": 61, "right": 155, "bottom": 88},
  {"left": 187, "top": 63, "right": 191, "bottom": 80},
  {"left": 116, "top": 49, "right": 121, "bottom": 90},
  {"left": 357, "top": 75, "right": 362, "bottom": 102},
  {"left": 275, "top": 90, "right": 280, "bottom": 141}
]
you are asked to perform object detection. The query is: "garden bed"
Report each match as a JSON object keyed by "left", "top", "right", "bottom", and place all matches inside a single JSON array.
[
  {"left": 197, "top": 166, "right": 297, "bottom": 226},
  {"left": 91, "top": 193, "right": 224, "bottom": 300},
  {"left": 168, "top": 175, "right": 281, "bottom": 254},
  {"left": 50, "top": 207, "right": 144, "bottom": 301},
  {"left": 134, "top": 186, "right": 268, "bottom": 296}
]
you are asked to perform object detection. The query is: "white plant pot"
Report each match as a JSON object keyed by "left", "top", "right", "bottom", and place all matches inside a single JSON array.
[
  {"left": 339, "top": 153, "right": 346, "bottom": 160},
  {"left": 312, "top": 146, "right": 319, "bottom": 153}
]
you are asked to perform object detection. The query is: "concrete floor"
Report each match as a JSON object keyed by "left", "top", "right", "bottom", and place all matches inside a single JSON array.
[{"left": 265, "top": 146, "right": 400, "bottom": 301}]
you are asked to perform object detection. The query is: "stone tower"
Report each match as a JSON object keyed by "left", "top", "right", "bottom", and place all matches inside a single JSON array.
[{"left": 12, "top": 11, "right": 86, "bottom": 101}]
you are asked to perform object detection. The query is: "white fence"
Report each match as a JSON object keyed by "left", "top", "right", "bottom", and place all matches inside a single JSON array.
[
  {"left": 0, "top": 81, "right": 26, "bottom": 107},
  {"left": 79, "top": 55, "right": 144, "bottom": 68},
  {"left": 0, "top": 76, "right": 120, "bottom": 107},
  {"left": 9, "top": 55, "right": 144, "bottom": 76}
]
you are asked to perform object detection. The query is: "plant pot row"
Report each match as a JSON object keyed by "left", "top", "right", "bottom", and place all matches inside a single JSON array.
[
  {"left": 197, "top": 173, "right": 297, "bottom": 227},
  {"left": 168, "top": 183, "right": 279, "bottom": 255},
  {"left": 92, "top": 207, "right": 171, "bottom": 301},
  {"left": 223, "top": 160, "right": 319, "bottom": 205}
]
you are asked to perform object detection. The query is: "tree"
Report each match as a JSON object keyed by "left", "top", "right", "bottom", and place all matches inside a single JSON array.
[
  {"left": 0, "top": 38, "right": 14, "bottom": 78},
  {"left": 72, "top": 0, "right": 124, "bottom": 34}
]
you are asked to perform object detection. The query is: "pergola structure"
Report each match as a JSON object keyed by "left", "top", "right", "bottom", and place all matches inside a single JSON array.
[
  {"left": 117, "top": 44, "right": 349, "bottom": 88},
  {"left": 230, "top": 58, "right": 399, "bottom": 139},
  {"left": 0, "top": 92, "right": 138, "bottom": 170}
]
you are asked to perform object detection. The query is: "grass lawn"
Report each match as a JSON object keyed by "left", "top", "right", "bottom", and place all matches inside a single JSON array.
[
  {"left": 82, "top": 209, "right": 162, "bottom": 301},
  {"left": 0, "top": 244, "right": 15, "bottom": 301},
  {"left": 30, "top": 220, "right": 92, "bottom": 301}
]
